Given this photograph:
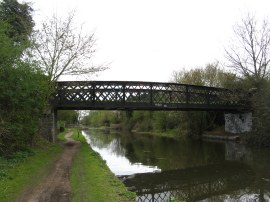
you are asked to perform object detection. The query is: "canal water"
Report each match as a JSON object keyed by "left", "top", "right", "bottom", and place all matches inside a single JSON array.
[{"left": 82, "top": 129, "right": 270, "bottom": 202}]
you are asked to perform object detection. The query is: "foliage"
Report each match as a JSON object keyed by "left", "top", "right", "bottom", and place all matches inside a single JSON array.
[
  {"left": 0, "top": 21, "right": 22, "bottom": 65},
  {"left": 244, "top": 81, "right": 270, "bottom": 147},
  {"left": 171, "top": 62, "right": 237, "bottom": 88},
  {"left": 57, "top": 110, "right": 79, "bottom": 126},
  {"left": 153, "top": 111, "right": 180, "bottom": 132},
  {"left": 31, "top": 12, "right": 107, "bottom": 81},
  {"left": 224, "top": 14, "right": 270, "bottom": 147},
  {"left": 170, "top": 63, "right": 229, "bottom": 136},
  {"left": 0, "top": 0, "right": 34, "bottom": 44},
  {"left": 57, "top": 129, "right": 67, "bottom": 142},
  {"left": 0, "top": 1, "right": 50, "bottom": 156},
  {"left": 81, "top": 111, "right": 121, "bottom": 127},
  {"left": 0, "top": 62, "right": 50, "bottom": 156}
]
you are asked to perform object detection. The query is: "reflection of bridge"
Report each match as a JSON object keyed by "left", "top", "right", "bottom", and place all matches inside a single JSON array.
[
  {"left": 53, "top": 81, "right": 246, "bottom": 111},
  {"left": 119, "top": 162, "right": 254, "bottom": 202}
]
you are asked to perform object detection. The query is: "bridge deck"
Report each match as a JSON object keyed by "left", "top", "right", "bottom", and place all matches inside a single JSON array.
[{"left": 53, "top": 81, "right": 245, "bottom": 111}]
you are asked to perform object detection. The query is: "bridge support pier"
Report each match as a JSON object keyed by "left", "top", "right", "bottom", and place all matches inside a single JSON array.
[
  {"left": 52, "top": 109, "right": 57, "bottom": 143},
  {"left": 224, "top": 112, "right": 252, "bottom": 134},
  {"left": 39, "top": 108, "right": 57, "bottom": 143}
]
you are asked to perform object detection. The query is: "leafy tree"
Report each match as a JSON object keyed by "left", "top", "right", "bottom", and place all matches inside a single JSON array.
[
  {"left": 171, "top": 62, "right": 235, "bottom": 88},
  {"left": 0, "top": 0, "right": 34, "bottom": 44},
  {"left": 242, "top": 80, "right": 270, "bottom": 147},
  {"left": 32, "top": 12, "right": 107, "bottom": 81},
  {"left": 81, "top": 111, "right": 120, "bottom": 127},
  {"left": 57, "top": 110, "right": 79, "bottom": 125},
  {"left": 0, "top": 1, "right": 50, "bottom": 156},
  {"left": 0, "top": 21, "right": 21, "bottom": 65},
  {"left": 170, "top": 63, "right": 229, "bottom": 136},
  {"left": 0, "top": 61, "right": 50, "bottom": 156}
]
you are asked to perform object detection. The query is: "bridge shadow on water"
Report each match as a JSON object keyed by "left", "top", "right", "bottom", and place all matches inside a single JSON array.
[{"left": 119, "top": 161, "right": 265, "bottom": 202}]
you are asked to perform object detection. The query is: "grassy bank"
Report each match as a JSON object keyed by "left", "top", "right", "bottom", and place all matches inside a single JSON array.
[
  {"left": 70, "top": 129, "right": 136, "bottom": 202},
  {"left": 0, "top": 140, "right": 62, "bottom": 201}
]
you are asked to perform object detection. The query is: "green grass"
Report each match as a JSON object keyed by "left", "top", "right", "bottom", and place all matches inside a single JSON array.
[
  {"left": 70, "top": 131, "right": 136, "bottom": 202},
  {"left": 57, "top": 129, "right": 68, "bottom": 142},
  {"left": 0, "top": 141, "right": 62, "bottom": 201},
  {"left": 70, "top": 128, "right": 87, "bottom": 143}
]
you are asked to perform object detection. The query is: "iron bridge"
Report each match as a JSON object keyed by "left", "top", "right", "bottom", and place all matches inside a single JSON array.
[{"left": 53, "top": 81, "right": 245, "bottom": 111}]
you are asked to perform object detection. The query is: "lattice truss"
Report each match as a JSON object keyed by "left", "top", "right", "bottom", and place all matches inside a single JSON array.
[
  {"left": 134, "top": 179, "right": 228, "bottom": 202},
  {"left": 54, "top": 81, "right": 240, "bottom": 108}
]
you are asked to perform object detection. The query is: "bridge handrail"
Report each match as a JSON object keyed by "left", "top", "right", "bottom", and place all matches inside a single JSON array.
[
  {"left": 56, "top": 80, "right": 231, "bottom": 91},
  {"left": 53, "top": 81, "right": 248, "bottom": 111}
]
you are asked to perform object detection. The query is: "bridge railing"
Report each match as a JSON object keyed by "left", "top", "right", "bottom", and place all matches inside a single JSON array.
[{"left": 53, "top": 81, "right": 244, "bottom": 111}]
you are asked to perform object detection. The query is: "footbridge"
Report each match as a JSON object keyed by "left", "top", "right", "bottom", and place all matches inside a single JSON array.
[
  {"left": 40, "top": 81, "right": 250, "bottom": 142},
  {"left": 52, "top": 81, "right": 247, "bottom": 111}
]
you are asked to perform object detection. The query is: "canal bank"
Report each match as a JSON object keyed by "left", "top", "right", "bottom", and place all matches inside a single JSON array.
[
  {"left": 0, "top": 130, "right": 135, "bottom": 202},
  {"left": 70, "top": 130, "right": 136, "bottom": 202}
]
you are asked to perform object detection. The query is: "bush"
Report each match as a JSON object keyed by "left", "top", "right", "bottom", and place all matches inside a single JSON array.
[{"left": 0, "top": 62, "right": 50, "bottom": 156}]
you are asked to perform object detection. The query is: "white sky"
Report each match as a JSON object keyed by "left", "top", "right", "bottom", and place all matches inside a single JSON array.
[{"left": 31, "top": 0, "right": 270, "bottom": 82}]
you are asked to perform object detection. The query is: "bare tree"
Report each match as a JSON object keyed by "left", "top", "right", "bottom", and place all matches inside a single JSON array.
[
  {"left": 32, "top": 13, "right": 106, "bottom": 81},
  {"left": 225, "top": 14, "right": 270, "bottom": 81}
]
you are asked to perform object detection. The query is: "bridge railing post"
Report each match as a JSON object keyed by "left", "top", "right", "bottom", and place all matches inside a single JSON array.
[
  {"left": 186, "top": 86, "right": 189, "bottom": 104},
  {"left": 92, "top": 83, "right": 96, "bottom": 107},
  {"left": 123, "top": 83, "right": 126, "bottom": 106},
  {"left": 150, "top": 83, "right": 153, "bottom": 106},
  {"left": 207, "top": 89, "right": 210, "bottom": 106}
]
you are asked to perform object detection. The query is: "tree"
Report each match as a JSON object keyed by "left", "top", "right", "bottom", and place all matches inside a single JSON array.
[
  {"left": 0, "top": 52, "right": 50, "bottom": 156},
  {"left": 57, "top": 110, "right": 79, "bottom": 125},
  {"left": 170, "top": 64, "right": 229, "bottom": 136},
  {"left": 171, "top": 62, "right": 235, "bottom": 88},
  {"left": 0, "top": 1, "right": 51, "bottom": 156},
  {"left": 0, "top": 0, "right": 34, "bottom": 44},
  {"left": 225, "top": 14, "right": 270, "bottom": 82},
  {"left": 32, "top": 12, "right": 106, "bottom": 81}
]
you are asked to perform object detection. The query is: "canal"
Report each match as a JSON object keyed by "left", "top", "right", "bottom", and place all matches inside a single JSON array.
[{"left": 82, "top": 129, "right": 270, "bottom": 202}]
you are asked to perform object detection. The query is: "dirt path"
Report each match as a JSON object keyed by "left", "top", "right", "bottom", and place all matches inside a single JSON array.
[{"left": 18, "top": 131, "right": 81, "bottom": 202}]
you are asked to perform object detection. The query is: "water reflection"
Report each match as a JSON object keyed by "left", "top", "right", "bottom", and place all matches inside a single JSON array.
[
  {"left": 82, "top": 129, "right": 270, "bottom": 201},
  {"left": 82, "top": 130, "right": 160, "bottom": 175},
  {"left": 121, "top": 162, "right": 255, "bottom": 201}
]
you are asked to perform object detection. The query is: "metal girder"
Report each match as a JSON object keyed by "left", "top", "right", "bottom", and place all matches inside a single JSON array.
[{"left": 52, "top": 81, "right": 247, "bottom": 111}]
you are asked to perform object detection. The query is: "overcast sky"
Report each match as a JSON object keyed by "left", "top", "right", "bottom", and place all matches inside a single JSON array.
[{"left": 31, "top": 0, "right": 270, "bottom": 82}]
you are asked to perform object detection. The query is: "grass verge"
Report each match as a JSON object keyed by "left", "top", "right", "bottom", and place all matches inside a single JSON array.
[
  {"left": 0, "top": 140, "right": 62, "bottom": 201},
  {"left": 57, "top": 129, "right": 68, "bottom": 142},
  {"left": 70, "top": 129, "right": 136, "bottom": 202}
]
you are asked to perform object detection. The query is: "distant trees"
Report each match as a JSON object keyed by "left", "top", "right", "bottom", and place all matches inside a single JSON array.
[
  {"left": 81, "top": 111, "right": 120, "bottom": 127},
  {"left": 170, "top": 64, "right": 231, "bottom": 136},
  {"left": 32, "top": 13, "right": 106, "bottom": 81},
  {"left": 58, "top": 110, "right": 79, "bottom": 127}
]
